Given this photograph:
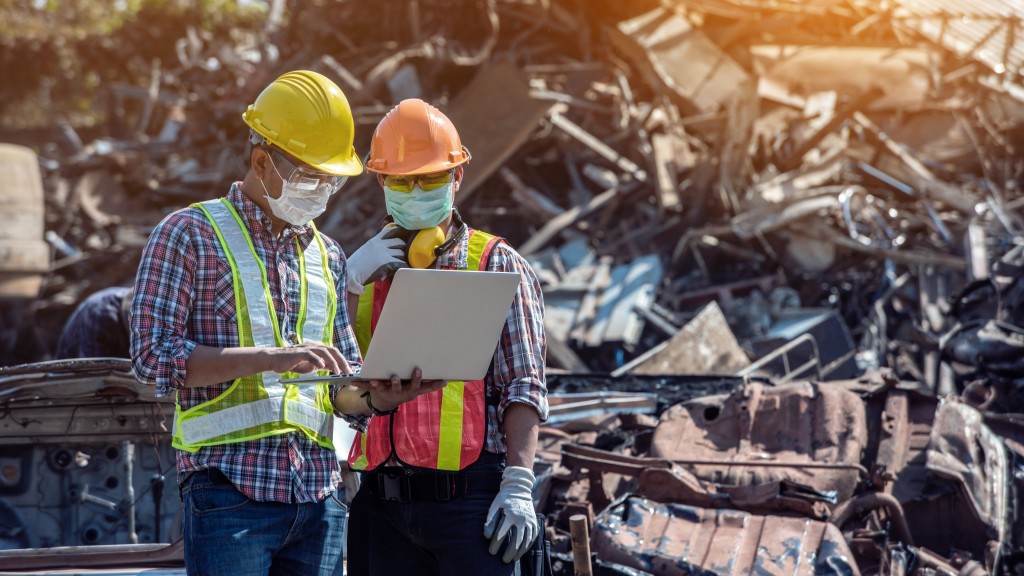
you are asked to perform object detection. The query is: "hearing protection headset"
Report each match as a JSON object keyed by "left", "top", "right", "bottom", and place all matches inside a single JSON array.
[{"left": 381, "top": 208, "right": 468, "bottom": 271}]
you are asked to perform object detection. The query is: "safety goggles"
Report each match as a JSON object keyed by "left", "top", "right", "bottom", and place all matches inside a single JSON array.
[
  {"left": 269, "top": 150, "right": 347, "bottom": 195},
  {"left": 382, "top": 170, "right": 454, "bottom": 193}
]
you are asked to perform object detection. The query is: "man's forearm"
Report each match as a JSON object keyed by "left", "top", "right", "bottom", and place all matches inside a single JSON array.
[
  {"left": 334, "top": 387, "right": 374, "bottom": 416},
  {"left": 184, "top": 344, "right": 273, "bottom": 388},
  {"left": 503, "top": 403, "right": 540, "bottom": 468}
]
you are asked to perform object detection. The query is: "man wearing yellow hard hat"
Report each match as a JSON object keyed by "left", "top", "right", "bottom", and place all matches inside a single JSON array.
[
  {"left": 342, "top": 98, "right": 548, "bottom": 575},
  {"left": 130, "top": 72, "right": 442, "bottom": 576}
]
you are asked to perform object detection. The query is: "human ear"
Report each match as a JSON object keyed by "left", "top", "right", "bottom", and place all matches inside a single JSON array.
[
  {"left": 252, "top": 148, "right": 270, "bottom": 180},
  {"left": 452, "top": 166, "right": 464, "bottom": 193}
]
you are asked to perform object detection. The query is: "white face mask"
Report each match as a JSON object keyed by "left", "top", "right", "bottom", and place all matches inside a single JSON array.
[
  {"left": 259, "top": 153, "right": 343, "bottom": 226},
  {"left": 263, "top": 181, "right": 332, "bottom": 226}
]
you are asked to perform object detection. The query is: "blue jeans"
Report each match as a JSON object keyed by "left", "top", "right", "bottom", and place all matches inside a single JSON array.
[
  {"left": 181, "top": 469, "right": 347, "bottom": 576},
  {"left": 347, "top": 453, "right": 518, "bottom": 576}
]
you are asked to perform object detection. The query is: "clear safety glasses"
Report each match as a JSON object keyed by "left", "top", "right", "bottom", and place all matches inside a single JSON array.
[
  {"left": 269, "top": 151, "right": 347, "bottom": 195},
  {"left": 382, "top": 170, "right": 454, "bottom": 193}
]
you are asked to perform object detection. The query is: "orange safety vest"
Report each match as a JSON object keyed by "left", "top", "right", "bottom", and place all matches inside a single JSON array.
[{"left": 348, "top": 228, "right": 504, "bottom": 471}]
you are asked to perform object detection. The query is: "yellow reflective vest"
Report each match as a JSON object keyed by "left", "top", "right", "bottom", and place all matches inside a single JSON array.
[{"left": 172, "top": 199, "right": 337, "bottom": 453}]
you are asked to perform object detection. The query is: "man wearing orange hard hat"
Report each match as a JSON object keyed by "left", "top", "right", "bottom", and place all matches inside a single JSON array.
[
  {"left": 343, "top": 98, "right": 548, "bottom": 575},
  {"left": 130, "top": 72, "right": 441, "bottom": 576}
]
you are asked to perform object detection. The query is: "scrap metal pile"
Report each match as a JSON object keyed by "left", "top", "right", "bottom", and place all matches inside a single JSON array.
[{"left": 3, "top": 0, "right": 1024, "bottom": 574}]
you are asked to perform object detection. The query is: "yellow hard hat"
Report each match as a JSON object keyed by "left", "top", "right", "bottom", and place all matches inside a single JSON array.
[
  {"left": 242, "top": 70, "right": 363, "bottom": 176},
  {"left": 366, "top": 98, "right": 470, "bottom": 176}
]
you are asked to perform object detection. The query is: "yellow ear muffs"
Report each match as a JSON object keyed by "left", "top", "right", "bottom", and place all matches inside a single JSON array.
[{"left": 407, "top": 226, "right": 446, "bottom": 268}]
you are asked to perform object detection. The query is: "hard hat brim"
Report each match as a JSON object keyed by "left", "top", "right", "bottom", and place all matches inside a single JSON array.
[
  {"left": 314, "top": 147, "right": 364, "bottom": 177},
  {"left": 365, "top": 147, "right": 470, "bottom": 176}
]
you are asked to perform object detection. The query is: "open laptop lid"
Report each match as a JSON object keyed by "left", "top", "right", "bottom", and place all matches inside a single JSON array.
[{"left": 282, "top": 268, "right": 520, "bottom": 383}]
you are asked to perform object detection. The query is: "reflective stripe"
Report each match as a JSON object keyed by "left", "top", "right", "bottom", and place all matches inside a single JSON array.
[
  {"left": 467, "top": 232, "right": 488, "bottom": 271},
  {"left": 435, "top": 380, "right": 466, "bottom": 470},
  {"left": 180, "top": 396, "right": 332, "bottom": 445},
  {"left": 200, "top": 200, "right": 282, "bottom": 388},
  {"left": 296, "top": 232, "right": 331, "bottom": 405},
  {"left": 355, "top": 289, "right": 374, "bottom": 357},
  {"left": 300, "top": 232, "right": 329, "bottom": 344},
  {"left": 284, "top": 398, "right": 334, "bottom": 439},
  {"left": 351, "top": 431, "right": 370, "bottom": 470}
]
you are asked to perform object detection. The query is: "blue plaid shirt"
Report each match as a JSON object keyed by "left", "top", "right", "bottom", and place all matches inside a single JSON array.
[{"left": 130, "top": 183, "right": 365, "bottom": 503}]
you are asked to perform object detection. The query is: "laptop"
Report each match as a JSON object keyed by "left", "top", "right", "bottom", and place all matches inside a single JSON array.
[{"left": 282, "top": 268, "right": 521, "bottom": 383}]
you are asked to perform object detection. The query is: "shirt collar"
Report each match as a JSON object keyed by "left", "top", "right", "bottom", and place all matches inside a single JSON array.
[{"left": 434, "top": 225, "right": 469, "bottom": 269}]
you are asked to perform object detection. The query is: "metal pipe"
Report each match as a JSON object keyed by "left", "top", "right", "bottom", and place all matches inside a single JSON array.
[
  {"left": 735, "top": 332, "right": 822, "bottom": 382},
  {"left": 562, "top": 443, "right": 868, "bottom": 478},
  {"left": 913, "top": 546, "right": 970, "bottom": 576},
  {"left": 124, "top": 441, "right": 138, "bottom": 544},
  {"left": 80, "top": 485, "right": 118, "bottom": 510},
  {"left": 672, "top": 457, "right": 868, "bottom": 478},
  {"left": 830, "top": 492, "right": 913, "bottom": 546}
]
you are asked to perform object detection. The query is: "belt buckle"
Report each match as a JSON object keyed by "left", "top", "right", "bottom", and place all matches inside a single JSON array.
[
  {"left": 377, "top": 473, "right": 411, "bottom": 502},
  {"left": 434, "top": 475, "right": 454, "bottom": 501}
]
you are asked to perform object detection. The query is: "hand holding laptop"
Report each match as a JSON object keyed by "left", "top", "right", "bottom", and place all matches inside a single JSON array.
[{"left": 347, "top": 367, "right": 447, "bottom": 413}]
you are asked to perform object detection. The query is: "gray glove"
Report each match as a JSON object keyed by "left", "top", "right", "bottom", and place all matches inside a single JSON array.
[
  {"left": 346, "top": 227, "right": 406, "bottom": 295},
  {"left": 483, "top": 466, "right": 538, "bottom": 563}
]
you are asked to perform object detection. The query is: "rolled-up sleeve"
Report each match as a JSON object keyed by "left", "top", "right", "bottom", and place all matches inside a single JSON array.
[
  {"left": 489, "top": 244, "right": 548, "bottom": 422},
  {"left": 130, "top": 213, "right": 199, "bottom": 397}
]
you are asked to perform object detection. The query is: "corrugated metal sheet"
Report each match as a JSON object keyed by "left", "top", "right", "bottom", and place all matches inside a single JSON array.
[{"left": 894, "top": 0, "right": 1024, "bottom": 76}]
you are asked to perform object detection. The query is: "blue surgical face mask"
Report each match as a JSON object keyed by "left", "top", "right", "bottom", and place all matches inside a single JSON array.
[{"left": 383, "top": 181, "right": 454, "bottom": 230}]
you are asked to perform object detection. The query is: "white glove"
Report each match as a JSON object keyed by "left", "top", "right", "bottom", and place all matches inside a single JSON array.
[
  {"left": 483, "top": 466, "right": 538, "bottom": 564},
  {"left": 346, "top": 227, "right": 407, "bottom": 295}
]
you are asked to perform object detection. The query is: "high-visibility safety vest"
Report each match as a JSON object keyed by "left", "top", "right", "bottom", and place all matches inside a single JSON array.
[
  {"left": 171, "top": 198, "right": 337, "bottom": 453},
  {"left": 348, "top": 228, "right": 504, "bottom": 471}
]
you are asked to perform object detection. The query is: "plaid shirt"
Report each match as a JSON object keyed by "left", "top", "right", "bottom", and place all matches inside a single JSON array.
[
  {"left": 130, "top": 183, "right": 365, "bottom": 503},
  {"left": 433, "top": 228, "right": 548, "bottom": 454}
]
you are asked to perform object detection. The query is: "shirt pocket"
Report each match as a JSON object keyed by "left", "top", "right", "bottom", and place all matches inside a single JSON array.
[{"left": 212, "top": 260, "right": 237, "bottom": 323}]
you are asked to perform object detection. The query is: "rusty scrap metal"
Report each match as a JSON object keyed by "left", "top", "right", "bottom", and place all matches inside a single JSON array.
[{"left": 5, "top": 1, "right": 1024, "bottom": 573}]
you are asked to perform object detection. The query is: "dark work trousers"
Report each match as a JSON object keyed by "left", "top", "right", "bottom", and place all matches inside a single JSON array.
[
  {"left": 346, "top": 452, "right": 518, "bottom": 576},
  {"left": 345, "top": 484, "right": 370, "bottom": 576}
]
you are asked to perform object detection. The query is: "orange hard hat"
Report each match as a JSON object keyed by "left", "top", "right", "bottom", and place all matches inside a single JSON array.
[{"left": 366, "top": 99, "right": 470, "bottom": 176}]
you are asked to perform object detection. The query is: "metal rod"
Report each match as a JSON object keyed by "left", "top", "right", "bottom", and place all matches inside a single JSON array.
[
  {"left": 736, "top": 332, "right": 822, "bottom": 382},
  {"left": 673, "top": 458, "right": 869, "bottom": 477},
  {"left": 549, "top": 111, "right": 647, "bottom": 182},
  {"left": 125, "top": 441, "right": 138, "bottom": 544}
]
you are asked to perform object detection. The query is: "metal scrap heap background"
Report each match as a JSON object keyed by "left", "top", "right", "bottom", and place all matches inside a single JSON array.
[{"left": 3, "top": 0, "right": 1024, "bottom": 574}]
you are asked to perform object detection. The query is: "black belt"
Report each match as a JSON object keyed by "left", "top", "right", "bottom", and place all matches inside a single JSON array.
[{"left": 364, "top": 470, "right": 501, "bottom": 502}]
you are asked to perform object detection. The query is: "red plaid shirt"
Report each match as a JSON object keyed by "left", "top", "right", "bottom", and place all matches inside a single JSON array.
[{"left": 130, "top": 184, "right": 364, "bottom": 503}]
